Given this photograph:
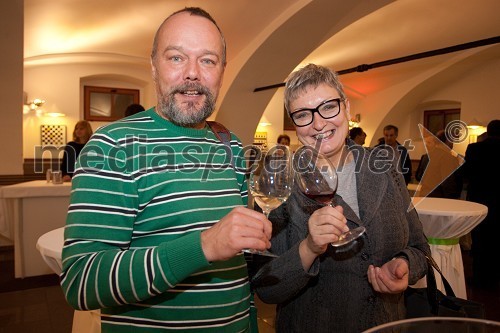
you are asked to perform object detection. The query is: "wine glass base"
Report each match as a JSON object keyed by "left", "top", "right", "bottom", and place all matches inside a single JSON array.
[
  {"left": 242, "top": 248, "right": 278, "bottom": 258},
  {"left": 330, "top": 226, "right": 366, "bottom": 247}
]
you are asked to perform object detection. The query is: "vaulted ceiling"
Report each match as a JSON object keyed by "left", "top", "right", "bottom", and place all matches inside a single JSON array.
[
  {"left": 24, "top": 0, "right": 500, "bottom": 142},
  {"left": 25, "top": 0, "right": 499, "bottom": 94}
]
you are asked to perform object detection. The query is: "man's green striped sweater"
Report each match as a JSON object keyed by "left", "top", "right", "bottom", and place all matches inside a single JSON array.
[{"left": 61, "top": 108, "right": 253, "bottom": 332}]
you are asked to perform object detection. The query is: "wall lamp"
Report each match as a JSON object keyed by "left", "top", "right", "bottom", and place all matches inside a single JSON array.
[
  {"left": 23, "top": 95, "right": 65, "bottom": 117},
  {"left": 349, "top": 114, "right": 361, "bottom": 129},
  {"left": 23, "top": 98, "right": 45, "bottom": 115}
]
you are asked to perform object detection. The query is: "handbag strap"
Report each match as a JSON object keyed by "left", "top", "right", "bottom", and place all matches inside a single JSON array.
[
  {"left": 425, "top": 254, "right": 456, "bottom": 296},
  {"left": 424, "top": 254, "right": 457, "bottom": 313}
]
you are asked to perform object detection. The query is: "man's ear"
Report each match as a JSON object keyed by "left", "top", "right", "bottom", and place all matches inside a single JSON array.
[{"left": 151, "top": 58, "right": 158, "bottom": 81}]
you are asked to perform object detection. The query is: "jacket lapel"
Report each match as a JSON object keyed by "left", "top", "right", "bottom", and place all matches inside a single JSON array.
[{"left": 351, "top": 145, "right": 389, "bottom": 225}]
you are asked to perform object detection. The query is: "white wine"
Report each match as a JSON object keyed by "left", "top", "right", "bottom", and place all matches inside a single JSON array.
[{"left": 253, "top": 194, "right": 287, "bottom": 212}]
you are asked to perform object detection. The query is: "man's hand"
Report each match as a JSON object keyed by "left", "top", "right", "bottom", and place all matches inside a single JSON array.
[{"left": 201, "top": 206, "right": 272, "bottom": 262}]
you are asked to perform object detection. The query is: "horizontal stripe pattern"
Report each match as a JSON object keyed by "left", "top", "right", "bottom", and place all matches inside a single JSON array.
[{"left": 61, "top": 108, "right": 251, "bottom": 332}]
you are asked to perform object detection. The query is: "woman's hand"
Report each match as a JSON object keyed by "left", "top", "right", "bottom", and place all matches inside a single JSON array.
[
  {"left": 367, "top": 258, "right": 409, "bottom": 294},
  {"left": 299, "top": 205, "right": 348, "bottom": 270}
]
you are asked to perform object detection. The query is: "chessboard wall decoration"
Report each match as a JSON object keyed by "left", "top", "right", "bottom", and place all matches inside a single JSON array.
[{"left": 40, "top": 124, "right": 67, "bottom": 146}]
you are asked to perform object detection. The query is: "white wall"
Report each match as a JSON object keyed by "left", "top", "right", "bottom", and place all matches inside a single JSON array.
[
  {"left": 421, "top": 57, "right": 500, "bottom": 156},
  {"left": 350, "top": 48, "right": 500, "bottom": 160},
  {"left": 258, "top": 53, "right": 500, "bottom": 161},
  {"left": 21, "top": 52, "right": 500, "bottom": 163},
  {"left": 23, "top": 62, "right": 156, "bottom": 158}
]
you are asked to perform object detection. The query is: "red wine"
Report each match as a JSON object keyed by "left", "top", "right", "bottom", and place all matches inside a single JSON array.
[{"left": 305, "top": 190, "right": 335, "bottom": 204}]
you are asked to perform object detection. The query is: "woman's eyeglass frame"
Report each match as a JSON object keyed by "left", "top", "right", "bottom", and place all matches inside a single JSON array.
[{"left": 288, "top": 98, "right": 343, "bottom": 127}]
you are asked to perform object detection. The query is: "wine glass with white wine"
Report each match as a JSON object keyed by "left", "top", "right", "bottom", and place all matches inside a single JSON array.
[
  {"left": 293, "top": 146, "right": 365, "bottom": 247},
  {"left": 246, "top": 144, "right": 293, "bottom": 257}
]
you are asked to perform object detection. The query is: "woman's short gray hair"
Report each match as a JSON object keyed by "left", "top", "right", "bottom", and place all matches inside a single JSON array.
[{"left": 284, "top": 64, "right": 346, "bottom": 113}]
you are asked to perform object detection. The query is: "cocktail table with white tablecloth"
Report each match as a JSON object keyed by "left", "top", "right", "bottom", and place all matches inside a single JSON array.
[
  {"left": 0, "top": 180, "right": 71, "bottom": 277},
  {"left": 37, "top": 227, "right": 101, "bottom": 333},
  {"left": 411, "top": 197, "right": 488, "bottom": 299}
]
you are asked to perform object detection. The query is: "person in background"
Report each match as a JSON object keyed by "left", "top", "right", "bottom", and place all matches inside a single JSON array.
[
  {"left": 376, "top": 124, "right": 412, "bottom": 185},
  {"left": 60, "top": 120, "right": 93, "bottom": 182},
  {"left": 61, "top": 7, "right": 272, "bottom": 332},
  {"left": 415, "top": 129, "right": 463, "bottom": 198},
  {"left": 124, "top": 103, "right": 145, "bottom": 117},
  {"left": 277, "top": 133, "right": 291, "bottom": 146},
  {"left": 250, "top": 64, "right": 429, "bottom": 332},
  {"left": 349, "top": 126, "right": 366, "bottom": 146},
  {"left": 477, "top": 131, "right": 488, "bottom": 142},
  {"left": 464, "top": 119, "right": 500, "bottom": 290}
]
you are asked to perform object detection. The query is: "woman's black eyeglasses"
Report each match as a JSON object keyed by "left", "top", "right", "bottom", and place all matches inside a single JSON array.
[{"left": 289, "top": 98, "right": 342, "bottom": 127}]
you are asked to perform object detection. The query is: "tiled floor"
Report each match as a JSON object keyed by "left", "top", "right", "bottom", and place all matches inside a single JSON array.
[
  {"left": 0, "top": 285, "right": 73, "bottom": 333},
  {"left": 0, "top": 244, "right": 73, "bottom": 333},
  {"left": 462, "top": 250, "right": 500, "bottom": 321},
  {"left": 0, "top": 247, "right": 498, "bottom": 333}
]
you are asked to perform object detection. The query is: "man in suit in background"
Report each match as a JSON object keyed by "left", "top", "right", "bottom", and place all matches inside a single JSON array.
[
  {"left": 464, "top": 119, "right": 500, "bottom": 290},
  {"left": 376, "top": 124, "right": 412, "bottom": 185}
]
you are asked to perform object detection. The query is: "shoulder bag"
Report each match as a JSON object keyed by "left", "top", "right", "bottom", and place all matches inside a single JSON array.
[{"left": 405, "top": 254, "right": 485, "bottom": 318}]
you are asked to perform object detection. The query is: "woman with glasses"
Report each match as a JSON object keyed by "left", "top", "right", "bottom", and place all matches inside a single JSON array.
[{"left": 250, "top": 64, "right": 430, "bottom": 332}]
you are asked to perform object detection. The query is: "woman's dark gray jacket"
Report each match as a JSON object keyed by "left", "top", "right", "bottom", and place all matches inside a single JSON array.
[{"left": 251, "top": 141, "right": 430, "bottom": 332}]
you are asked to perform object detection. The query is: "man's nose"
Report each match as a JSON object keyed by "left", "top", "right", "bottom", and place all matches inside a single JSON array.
[{"left": 183, "top": 59, "right": 200, "bottom": 81}]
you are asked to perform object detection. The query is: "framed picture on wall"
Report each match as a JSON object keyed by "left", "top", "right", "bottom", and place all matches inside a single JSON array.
[{"left": 84, "top": 86, "right": 140, "bottom": 121}]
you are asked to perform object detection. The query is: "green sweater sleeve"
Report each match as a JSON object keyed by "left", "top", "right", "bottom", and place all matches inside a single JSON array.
[{"left": 61, "top": 135, "right": 211, "bottom": 310}]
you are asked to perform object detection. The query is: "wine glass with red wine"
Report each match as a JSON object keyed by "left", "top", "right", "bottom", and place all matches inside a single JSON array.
[{"left": 293, "top": 146, "right": 365, "bottom": 247}]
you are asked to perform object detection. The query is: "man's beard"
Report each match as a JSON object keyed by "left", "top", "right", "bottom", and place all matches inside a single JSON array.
[{"left": 157, "top": 83, "right": 216, "bottom": 127}]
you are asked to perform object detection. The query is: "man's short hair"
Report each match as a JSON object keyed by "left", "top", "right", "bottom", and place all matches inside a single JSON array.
[
  {"left": 383, "top": 124, "right": 398, "bottom": 135},
  {"left": 151, "top": 7, "right": 226, "bottom": 65},
  {"left": 349, "top": 127, "right": 364, "bottom": 140}
]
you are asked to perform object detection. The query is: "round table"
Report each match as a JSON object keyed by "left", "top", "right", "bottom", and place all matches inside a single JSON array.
[
  {"left": 36, "top": 227, "right": 65, "bottom": 274},
  {"left": 37, "top": 227, "right": 101, "bottom": 333},
  {"left": 1, "top": 180, "right": 71, "bottom": 277},
  {"left": 411, "top": 197, "right": 488, "bottom": 299}
]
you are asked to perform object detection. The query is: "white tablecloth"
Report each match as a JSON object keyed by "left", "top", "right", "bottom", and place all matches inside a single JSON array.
[
  {"left": 36, "top": 227, "right": 65, "bottom": 274},
  {"left": 37, "top": 227, "right": 101, "bottom": 333},
  {"left": 0, "top": 180, "right": 71, "bottom": 277},
  {"left": 0, "top": 180, "right": 71, "bottom": 240},
  {"left": 411, "top": 197, "right": 487, "bottom": 299}
]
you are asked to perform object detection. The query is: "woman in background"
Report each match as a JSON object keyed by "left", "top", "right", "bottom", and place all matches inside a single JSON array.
[{"left": 60, "top": 120, "right": 93, "bottom": 182}]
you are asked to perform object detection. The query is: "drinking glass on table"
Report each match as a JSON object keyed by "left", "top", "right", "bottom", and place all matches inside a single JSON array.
[
  {"left": 293, "top": 146, "right": 365, "bottom": 247},
  {"left": 246, "top": 144, "right": 293, "bottom": 257}
]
